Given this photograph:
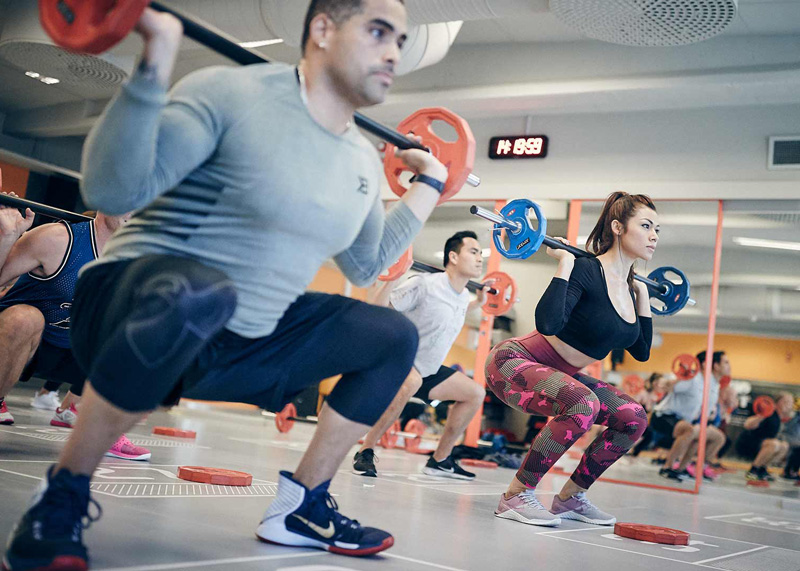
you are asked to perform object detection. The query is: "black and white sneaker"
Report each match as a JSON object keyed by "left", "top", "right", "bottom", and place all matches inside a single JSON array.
[
  {"left": 256, "top": 471, "right": 393, "bottom": 557},
  {"left": 659, "top": 467, "right": 688, "bottom": 481},
  {"left": 3, "top": 465, "right": 100, "bottom": 571},
  {"left": 353, "top": 449, "right": 377, "bottom": 478},
  {"left": 422, "top": 456, "right": 475, "bottom": 480},
  {"left": 759, "top": 467, "right": 775, "bottom": 482}
]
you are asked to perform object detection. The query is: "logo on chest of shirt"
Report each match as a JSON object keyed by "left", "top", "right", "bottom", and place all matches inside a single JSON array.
[
  {"left": 357, "top": 176, "right": 369, "bottom": 195},
  {"left": 50, "top": 303, "right": 71, "bottom": 330}
]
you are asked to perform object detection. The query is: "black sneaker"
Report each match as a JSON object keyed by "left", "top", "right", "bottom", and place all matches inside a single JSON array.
[
  {"left": 745, "top": 467, "right": 767, "bottom": 481},
  {"left": 353, "top": 449, "right": 377, "bottom": 478},
  {"left": 256, "top": 471, "right": 393, "bottom": 556},
  {"left": 758, "top": 466, "right": 775, "bottom": 482},
  {"left": 781, "top": 471, "right": 800, "bottom": 481},
  {"left": 651, "top": 458, "right": 667, "bottom": 466},
  {"left": 421, "top": 456, "right": 475, "bottom": 480},
  {"left": 659, "top": 467, "right": 688, "bottom": 481},
  {"left": 3, "top": 465, "right": 100, "bottom": 571}
]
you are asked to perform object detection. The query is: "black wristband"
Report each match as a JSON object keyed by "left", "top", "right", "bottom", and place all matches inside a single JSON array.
[{"left": 410, "top": 174, "right": 445, "bottom": 194}]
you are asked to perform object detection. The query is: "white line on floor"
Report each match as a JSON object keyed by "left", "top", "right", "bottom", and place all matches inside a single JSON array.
[
  {"left": 0, "top": 467, "right": 42, "bottom": 481},
  {"left": 694, "top": 545, "right": 770, "bottom": 565},
  {"left": 96, "top": 551, "right": 326, "bottom": 571},
  {"left": 385, "top": 553, "right": 469, "bottom": 571},
  {"left": 537, "top": 526, "right": 600, "bottom": 535},
  {"left": 541, "top": 534, "right": 703, "bottom": 567},
  {"left": 704, "top": 512, "right": 754, "bottom": 520},
  {"left": 0, "top": 459, "right": 55, "bottom": 463}
]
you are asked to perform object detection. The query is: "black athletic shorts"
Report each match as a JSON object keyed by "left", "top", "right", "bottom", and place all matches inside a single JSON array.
[
  {"left": 414, "top": 365, "right": 458, "bottom": 401},
  {"left": 20, "top": 340, "right": 84, "bottom": 387},
  {"left": 650, "top": 412, "right": 682, "bottom": 447}
]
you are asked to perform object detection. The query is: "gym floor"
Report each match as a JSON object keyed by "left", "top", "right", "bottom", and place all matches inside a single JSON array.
[{"left": 1, "top": 383, "right": 798, "bottom": 571}]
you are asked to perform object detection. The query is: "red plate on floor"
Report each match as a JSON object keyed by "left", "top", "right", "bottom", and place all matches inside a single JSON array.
[
  {"left": 153, "top": 427, "right": 196, "bottom": 439},
  {"left": 461, "top": 459, "right": 498, "bottom": 468},
  {"left": 177, "top": 466, "right": 252, "bottom": 486},
  {"left": 614, "top": 523, "right": 690, "bottom": 545},
  {"left": 746, "top": 479, "right": 770, "bottom": 487}
]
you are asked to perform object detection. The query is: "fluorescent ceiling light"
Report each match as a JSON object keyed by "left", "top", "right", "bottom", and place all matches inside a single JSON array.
[
  {"left": 239, "top": 39, "right": 284, "bottom": 48},
  {"left": 732, "top": 236, "right": 800, "bottom": 252},
  {"left": 40, "top": 77, "right": 60, "bottom": 85},
  {"left": 25, "top": 71, "right": 40, "bottom": 78}
]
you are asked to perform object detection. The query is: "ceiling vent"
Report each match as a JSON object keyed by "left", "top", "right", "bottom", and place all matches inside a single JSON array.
[
  {"left": 768, "top": 136, "right": 800, "bottom": 170},
  {"left": 549, "top": 0, "right": 738, "bottom": 47}
]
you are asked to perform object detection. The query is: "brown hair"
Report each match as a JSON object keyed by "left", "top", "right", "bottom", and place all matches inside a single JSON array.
[{"left": 586, "top": 191, "right": 656, "bottom": 288}]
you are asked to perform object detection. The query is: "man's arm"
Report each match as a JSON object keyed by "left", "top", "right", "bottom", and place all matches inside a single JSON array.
[
  {"left": 0, "top": 223, "right": 70, "bottom": 287},
  {"left": 81, "top": 9, "right": 223, "bottom": 215},
  {"left": 367, "top": 279, "right": 400, "bottom": 307},
  {"left": 334, "top": 136, "right": 448, "bottom": 286}
]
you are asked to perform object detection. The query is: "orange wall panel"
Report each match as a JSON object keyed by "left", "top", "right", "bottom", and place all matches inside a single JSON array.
[
  {"left": 620, "top": 331, "right": 800, "bottom": 385},
  {"left": 0, "top": 162, "right": 30, "bottom": 197}
]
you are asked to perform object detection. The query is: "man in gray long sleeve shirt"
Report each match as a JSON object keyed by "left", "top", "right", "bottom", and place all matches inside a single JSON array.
[{"left": 5, "top": 1, "right": 452, "bottom": 568}]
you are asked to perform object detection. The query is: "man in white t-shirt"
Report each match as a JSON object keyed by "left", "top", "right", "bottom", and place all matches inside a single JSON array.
[{"left": 354, "top": 231, "right": 489, "bottom": 480}]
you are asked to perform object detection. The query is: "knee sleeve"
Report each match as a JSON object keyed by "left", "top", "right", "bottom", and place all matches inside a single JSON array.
[{"left": 88, "top": 259, "right": 237, "bottom": 412}]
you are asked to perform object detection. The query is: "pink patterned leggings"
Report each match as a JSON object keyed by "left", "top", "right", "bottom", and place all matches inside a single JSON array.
[{"left": 485, "top": 336, "right": 647, "bottom": 489}]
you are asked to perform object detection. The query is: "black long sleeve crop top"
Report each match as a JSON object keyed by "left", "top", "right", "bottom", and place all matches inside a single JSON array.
[{"left": 534, "top": 257, "right": 652, "bottom": 361}]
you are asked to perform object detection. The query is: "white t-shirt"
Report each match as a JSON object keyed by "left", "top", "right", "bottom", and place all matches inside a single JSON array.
[{"left": 390, "top": 272, "right": 471, "bottom": 377}]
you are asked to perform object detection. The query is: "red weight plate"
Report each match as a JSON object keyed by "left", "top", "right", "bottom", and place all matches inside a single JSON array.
[
  {"left": 178, "top": 466, "right": 252, "bottom": 486},
  {"left": 622, "top": 375, "right": 645, "bottom": 395},
  {"left": 482, "top": 271, "right": 517, "bottom": 316},
  {"left": 378, "top": 247, "right": 413, "bottom": 282},
  {"left": 383, "top": 108, "right": 475, "bottom": 204},
  {"left": 614, "top": 523, "right": 689, "bottom": 545},
  {"left": 747, "top": 479, "right": 770, "bottom": 487},
  {"left": 153, "top": 427, "right": 196, "bottom": 439},
  {"left": 40, "top": 0, "right": 149, "bottom": 54},
  {"left": 672, "top": 354, "right": 700, "bottom": 381},
  {"left": 379, "top": 420, "right": 401, "bottom": 449},
  {"left": 753, "top": 395, "right": 776, "bottom": 418},
  {"left": 403, "top": 419, "right": 425, "bottom": 451},
  {"left": 275, "top": 403, "right": 296, "bottom": 433}
]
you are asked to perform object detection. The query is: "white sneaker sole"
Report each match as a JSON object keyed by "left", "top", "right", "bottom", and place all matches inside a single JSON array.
[
  {"left": 421, "top": 467, "right": 474, "bottom": 480},
  {"left": 494, "top": 509, "right": 561, "bottom": 527},
  {"left": 556, "top": 511, "right": 616, "bottom": 526},
  {"left": 104, "top": 451, "right": 151, "bottom": 461}
]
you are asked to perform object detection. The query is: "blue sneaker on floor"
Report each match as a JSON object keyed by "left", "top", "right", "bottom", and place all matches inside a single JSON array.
[
  {"left": 256, "top": 471, "right": 393, "bottom": 556},
  {"left": 3, "top": 465, "right": 100, "bottom": 571}
]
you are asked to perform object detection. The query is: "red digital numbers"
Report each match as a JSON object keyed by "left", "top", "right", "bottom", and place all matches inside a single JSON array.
[{"left": 489, "top": 135, "right": 549, "bottom": 159}]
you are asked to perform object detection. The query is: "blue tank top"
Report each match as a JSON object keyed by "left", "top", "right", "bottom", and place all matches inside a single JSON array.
[{"left": 0, "top": 220, "right": 98, "bottom": 348}]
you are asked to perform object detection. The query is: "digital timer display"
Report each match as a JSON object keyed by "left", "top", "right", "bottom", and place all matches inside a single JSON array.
[{"left": 488, "top": 135, "right": 549, "bottom": 159}]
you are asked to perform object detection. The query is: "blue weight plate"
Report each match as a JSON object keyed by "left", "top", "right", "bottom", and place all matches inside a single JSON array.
[
  {"left": 492, "top": 199, "right": 546, "bottom": 260},
  {"left": 647, "top": 266, "right": 690, "bottom": 316}
]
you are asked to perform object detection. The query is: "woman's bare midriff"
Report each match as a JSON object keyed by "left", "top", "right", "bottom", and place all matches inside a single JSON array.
[{"left": 542, "top": 334, "right": 598, "bottom": 369}]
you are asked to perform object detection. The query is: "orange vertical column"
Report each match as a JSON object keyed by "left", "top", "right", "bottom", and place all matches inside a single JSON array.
[
  {"left": 694, "top": 201, "right": 724, "bottom": 494},
  {"left": 464, "top": 199, "right": 506, "bottom": 447},
  {"left": 566, "top": 200, "right": 582, "bottom": 244}
]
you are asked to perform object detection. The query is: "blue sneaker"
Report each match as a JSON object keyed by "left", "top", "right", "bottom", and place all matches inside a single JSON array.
[
  {"left": 256, "top": 471, "right": 393, "bottom": 556},
  {"left": 3, "top": 465, "right": 100, "bottom": 571}
]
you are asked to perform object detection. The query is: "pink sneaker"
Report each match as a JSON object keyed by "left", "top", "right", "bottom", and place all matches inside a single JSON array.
[
  {"left": 105, "top": 435, "right": 151, "bottom": 461},
  {"left": 687, "top": 463, "right": 718, "bottom": 482},
  {"left": 0, "top": 399, "right": 13, "bottom": 425},
  {"left": 50, "top": 403, "right": 79, "bottom": 428}
]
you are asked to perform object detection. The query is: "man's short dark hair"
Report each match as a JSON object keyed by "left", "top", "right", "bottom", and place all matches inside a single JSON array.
[
  {"left": 443, "top": 230, "right": 478, "bottom": 267},
  {"left": 696, "top": 350, "right": 725, "bottom": 366},
  {"left": 301, "top": 0, "right": 404, "bottom": 55}
]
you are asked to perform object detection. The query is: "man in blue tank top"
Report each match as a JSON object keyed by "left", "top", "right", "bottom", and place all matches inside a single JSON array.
[{"left": 0, "top": 195, "right": 146, "bottom": 463}]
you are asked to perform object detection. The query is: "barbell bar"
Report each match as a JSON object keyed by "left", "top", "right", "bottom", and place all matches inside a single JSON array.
[{"left": 0, "top": 193, "right": 93, "bottom": 223}]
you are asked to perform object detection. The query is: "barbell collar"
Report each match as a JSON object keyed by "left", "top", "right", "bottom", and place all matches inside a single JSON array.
[
  {"left": 466, "top": 173, "right": 481, "bottom": 188},
  {"left": 469, "top": 205, "right": 522, "bottom": 232}
]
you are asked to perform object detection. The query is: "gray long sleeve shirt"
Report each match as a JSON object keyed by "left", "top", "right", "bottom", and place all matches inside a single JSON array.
[{"left": 81, "top": 63, "right": 421, "bottom": 338}]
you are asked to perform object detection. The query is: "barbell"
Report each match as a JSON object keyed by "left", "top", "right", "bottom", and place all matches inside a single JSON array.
[
  {"left": 0, "top": 193, "right": 93, "bottom": 223},
  {"left": 378, "top": 248, "right": 518, "bottom": 316},
  {"left": 38, "top": 0, "right": 480, "bottom": 201},
  {"left": 470, "top": 200, "right": 696, "bottom": 316}
]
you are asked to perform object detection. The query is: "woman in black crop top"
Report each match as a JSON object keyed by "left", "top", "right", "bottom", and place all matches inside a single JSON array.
[{"left": 487, "top": 192, "right": 658, "bottom": 528}]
